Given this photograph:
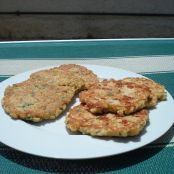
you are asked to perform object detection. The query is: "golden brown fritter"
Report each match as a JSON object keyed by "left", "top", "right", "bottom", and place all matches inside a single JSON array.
[
  {"left": 2, "top": 80, "right": 76, "bottom": 122},
  {"left": 79, "top": 80, "right": 153, "bottom": 115},
  {"left": 65, "top": 105, "right": 149, "bottom": 137},
  {"left": 30, "top": 68, "right": 84, "bottom": 91},
  {"left": 2, "top": 64, "right": 99, "bottom": 122},
  {"left": 58, "top": 64, "right": 99, "bottom": 89},
  {"left": 122, "top": 77, "right": 166, "bottom": 105},
  {"left": 30, "top": 64, "right": 99, "bottom": 91}
]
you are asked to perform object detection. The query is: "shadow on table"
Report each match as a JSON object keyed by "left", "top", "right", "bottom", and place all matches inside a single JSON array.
[{"left": 1, "top": 124, "right": 174, "bottom": 174}]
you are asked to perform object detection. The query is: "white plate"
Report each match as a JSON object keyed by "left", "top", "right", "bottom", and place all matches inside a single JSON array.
[{"left": 0, "top": 64, "right": 174, "bottom": 159}]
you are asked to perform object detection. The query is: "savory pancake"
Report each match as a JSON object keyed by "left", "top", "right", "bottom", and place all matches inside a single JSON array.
[
  {"left": 58, "top": 64, "right": 99, "bottom": 89},
  {"left": 79, "top": 80, "right": 153, "bottom": 115},
  {"left": 30, "top": 68, "right": 84, "bottom": 91},
  {"left": 122, "top": 77, "right": 167, "bottom": 104},
  {"left": 65, "top": 105, "right": 149, "bottom": 137},
  {"left": 2, "top": 79, "right": 75, "bottom": 122},
  {"left": 30, "top": 64, "right": 99, "bottom": 91}
]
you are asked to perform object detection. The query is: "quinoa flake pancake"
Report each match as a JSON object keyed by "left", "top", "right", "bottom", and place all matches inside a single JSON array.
[
  {"left": 30, "top": 68, "right": 84, "bottom": 91},
  {"left": 2, "top": 64, "right": 99, "bottom": 122},
  {"left": 122, "top": 77, "right": 167, "bottom": 102},
  {"left": 30, "top": 64, "right": 99, "bottom": 91},
  {"left": 58, "top": 64, "right": 99, "bottom": 89},
  {"left": 65, "top": 105, "right": 149, "bottom": 137},
  {"left": 2, "top": 80, "right": 76, "bottom": 122},
  {"left": 79, "top": 80, "right": 153, "bottom": 115}
]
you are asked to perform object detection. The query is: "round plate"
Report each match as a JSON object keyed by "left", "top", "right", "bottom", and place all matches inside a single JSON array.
[{"left": 0, "top": 64, "right": 174, "bottom": 159}]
